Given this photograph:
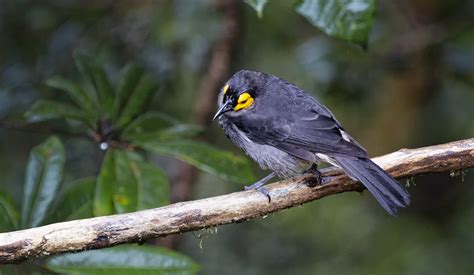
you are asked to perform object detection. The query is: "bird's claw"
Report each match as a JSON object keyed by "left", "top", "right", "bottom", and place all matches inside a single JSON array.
[
  {"left": 304, "top": 164, "right": 323, "bottom": 187},
  {"left": 244, "top": 185, "right": 271, "bottom": 202}
]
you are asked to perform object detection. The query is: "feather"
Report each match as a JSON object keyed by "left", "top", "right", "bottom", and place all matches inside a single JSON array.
[{"left": 334, "top": 156, "right": 410, "bottom": 215}]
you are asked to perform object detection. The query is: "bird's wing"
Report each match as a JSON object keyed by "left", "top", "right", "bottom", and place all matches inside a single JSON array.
[{"left": 234, "top": 106, "right": 367, "bottom": 160}]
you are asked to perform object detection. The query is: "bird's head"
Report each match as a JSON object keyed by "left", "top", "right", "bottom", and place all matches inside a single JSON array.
[{"left": 213, "top": 70, "right": 267, "bottom": 120}]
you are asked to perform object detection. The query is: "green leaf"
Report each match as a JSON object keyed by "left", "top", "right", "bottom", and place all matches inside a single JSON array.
[
  {"left": 94, "top": 149, "right": 169, "bottom": 216},
  {"left": 112, "top": 150, "right": 139, "bottom": 213},
  {"left": 116, "top": 74, "right": 157, "bottom": 129},
  {"left": 46, "top": 245, "right": 199, "bottom": 274},
  {"left": 21, "top": 136, "right": 65, "bottom": 228},
  {"left": 46, "top": 76, "right": 98, "bottom": 114},
  {"left": 24, "top": 99, "right": 95, "bottom": 127},
  {"left": 113, "top": 64, "right": 144, "bottom": 120},
  {"left": 244, "top": 0, "right": 268, "bottom": 18},
  {"left": 123, "top": 112, "right": 175, "bottom": 134},
  {"left": 91, "top": 64, "right": 115, "bottom": 118},
  {"left": 74, "top": 52, "right": 98, "bottom": 95},
  {"left": 296, "top": 0, "right": 376, "bottom": 47},
  {"left": 46, "top": 177, "right": 95, "bottom": 223},
  {"left": 126, "top": 152, "right": 169, "bottom": 210},
  {"left": 94, "top": 150, "right": 116, "bottom": 216},
  {"left": 137, "top": 140, "right": 255, "bottom": 184},
  {"left": 74, "top": 53, "right": 114, "bottom": 118},
  {"left": 122, "top": 112, "right": 202, "bottom": 141},
  {"left": 156, "top": 124, "right": 202, "bottom": 140},
  {"left": 0, "top": 190, "right": 19, "bottom": 232}
]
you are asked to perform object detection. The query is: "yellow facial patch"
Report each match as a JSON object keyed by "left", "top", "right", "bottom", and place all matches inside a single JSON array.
[
  {"left": 234, "top": 92, "right": 254, "bottom": 111},
  {"left": 222, "top": 83, "right": 230, "bottom": 95}
]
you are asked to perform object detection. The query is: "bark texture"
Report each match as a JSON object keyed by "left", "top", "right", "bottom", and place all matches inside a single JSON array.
[{"left": 0, "top": 138, "right": 473, "bottom": 264}]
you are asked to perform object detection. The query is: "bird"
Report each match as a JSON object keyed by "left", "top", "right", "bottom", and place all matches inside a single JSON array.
[{"left": 213, "top": 70, "right": 410, "bottom": 216}]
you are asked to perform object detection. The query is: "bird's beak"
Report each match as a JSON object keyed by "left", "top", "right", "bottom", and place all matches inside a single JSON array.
[{"left": 213, "top": 101, "right": 233, "bottom": 120}]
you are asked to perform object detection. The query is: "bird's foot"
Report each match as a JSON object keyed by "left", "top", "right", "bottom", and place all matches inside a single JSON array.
[
  {"left": 303, "top": 163, "right": 323, "bottom": 187},
  {"left": 244, "top": 172, "right": 275, "bottom": 202},
  {"left": 244, "top": 185, "right": 271, "bottom": 202}
]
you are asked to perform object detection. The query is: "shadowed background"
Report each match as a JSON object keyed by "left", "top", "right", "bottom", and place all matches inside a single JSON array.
[{"left": 0, "top": 0, "right": 473, "bottom": 274}]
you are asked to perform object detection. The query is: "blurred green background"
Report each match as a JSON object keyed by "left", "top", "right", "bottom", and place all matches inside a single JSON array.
[{"left": 0, "top": 0, "right": 473, "bottom": 274}]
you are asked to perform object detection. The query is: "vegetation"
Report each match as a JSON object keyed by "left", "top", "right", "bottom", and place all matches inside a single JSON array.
[{"left": 0, "top": 0, "right": 472, "bottom": 274}]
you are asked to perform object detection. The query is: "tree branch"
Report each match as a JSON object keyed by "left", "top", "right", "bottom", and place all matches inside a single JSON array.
[{"left": 1, "top": 138, "right": 473, "bottom": 264}]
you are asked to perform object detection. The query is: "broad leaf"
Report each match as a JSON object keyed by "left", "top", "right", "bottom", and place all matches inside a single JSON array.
[
  {"left": 73, "top": 52, "right": 98, "bottom": 96},
  {"left": 113, "top": 64, "right": 144, "bottom": 120},
  {"left": 121, "top": 112, "right": 174, "bottom": 138},
  {"left": 112, "top": 150, "right": 139, "bottom": 213},
  {"left": 74, "top": 53, "right": 114, "bottom": 118},
  {"left": 46, "top": 245, "right": 199, "bottom": 274},
  {"left": 94, "top": 149, "right": 169, "bottom": 216},
  {"left": 46, "top": 76, "right": 97, "bottom": 114},
  {"left": 155, "top": 124, "right": 202, "bottom": 140},
  {"left": 94, "top": 150, "right": 116, "bottom": 216},
  {"left": 138, "top": 140, "right": 255, "bottom": 184},
  {"left": 24, "top": 99, "right": 95, "bottom": 127},
  {"left": 244, "top": 0, "right": 268, "bottom": 18},
  {"left": 21, "top": 136, "right": 65, "bottom": 228},
  {"left": 0, "top": 190, "right": 19, "bottom": 232},
  {"left": 122, "top": 112, "right": 202, "bottom": 141},
  {"left": 296, "top": 0, "right": 376, "bottom": 47},
  {"left": 124, "top": 152, "right": 169, "bottom": 210},
  {"left": 90, "top": 62, "right": 115, "bottom": 117},
  {"left": 46, "top": 177, "right": 95, "bottom": 223},
  {"left": 116, "top": 74, "right": 157, "bottom": 129}
]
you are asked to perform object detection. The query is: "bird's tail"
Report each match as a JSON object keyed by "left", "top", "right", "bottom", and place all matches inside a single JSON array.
[{"left": 334, "top": 156, "right": 410, "bottom": 216}]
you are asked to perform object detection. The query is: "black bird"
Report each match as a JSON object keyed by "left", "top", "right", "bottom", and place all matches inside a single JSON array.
[{"left": 213, "top": 70, "right": 410, "bottom": 215}]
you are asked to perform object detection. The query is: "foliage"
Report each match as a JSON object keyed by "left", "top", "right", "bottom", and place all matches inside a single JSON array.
[
  {"left": 296, "top": 0, "right": 375, "bottom": 47},
  {"left": 137, "top": 139, "right": 255, "bottom": 184},
  {"left": 245, "top": 0, "right": 375, "bottom": 47},
  {"left": 45, "top": 177, "right": 96, "bottom": 223},
  {"left": 0, "top": 136, "right": 199, "bottom": 274},
  {"left": 0, "top": 191, "right": 19, "bottom": 232},
  {"left": 94, "top": 149, "right": 169, "bottom": 215},
  {"left": 0, "top": 0, "right": 472, "bottom": 274},
  {"left": 20, "top": 136, "right": 65, "bottom": 228},
  {"left": 47, "top": 245, "right": 199, "bottom": 274},
  {"left": 23, "top": 53, "right": 254, "bottom": 217},
  {"left": 0, "top": 53, "right": 259, "bottom": 272},
  {"left": 244, "top": 0, "right": 268, "bottom": 18}
]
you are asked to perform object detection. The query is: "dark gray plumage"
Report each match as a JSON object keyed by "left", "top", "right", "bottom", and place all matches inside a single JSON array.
[{"left": 214, "top": 70, "right": 410, "bottom": 215}]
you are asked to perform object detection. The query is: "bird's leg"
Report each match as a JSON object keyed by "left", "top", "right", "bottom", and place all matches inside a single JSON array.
[
  {"left": 303, "top": 163, "right": 322, "bottom": 187},
  {"left": 244, "top": 172, "right": 276, "bottom": 202}
]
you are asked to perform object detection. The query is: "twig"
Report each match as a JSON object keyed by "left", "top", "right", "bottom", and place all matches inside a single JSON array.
[{"left": 0, "top": 138, "right": 473, "bottom": 264}]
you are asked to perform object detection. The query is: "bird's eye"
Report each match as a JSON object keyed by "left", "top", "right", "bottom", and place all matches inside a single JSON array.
[{"left": 234, "top": 92, "right": 254, "bottom": 111}]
